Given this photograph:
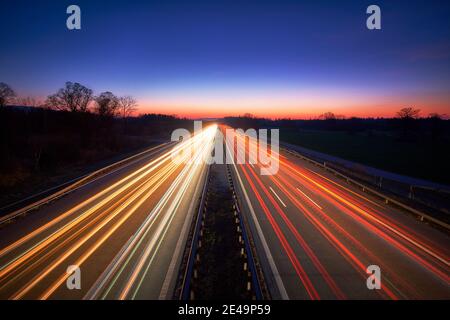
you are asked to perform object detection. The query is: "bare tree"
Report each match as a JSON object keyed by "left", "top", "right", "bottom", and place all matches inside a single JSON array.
[
  {"left": 45, "top": 82, "right": 93, "bottom": 112},
  {"left": 95, "top": 91, "right": 119, "bottom": 117},
  {"left": 118, "top": 96, "right": 137, "bottom": 118},
  {"left": 0, "top": 82, "right": 16, "bottom": 107},
  {"left": 397, "top": 107, "right": 421, "bottom": 119}
]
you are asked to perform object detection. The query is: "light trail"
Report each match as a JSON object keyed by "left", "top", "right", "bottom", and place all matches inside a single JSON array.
[
  {"left": 0, "top": 124, "right": 218, "bottom": 300},
  {"left": 225, "top": 125, "right": 449, "bottom": 299},
  {"left": 0, "top": 123, "right": 448, "bottom": 299},
  {"left": 226, "top": 129, "right": 343, "bottom": 299},
  {"left": 0, "top": 137, "right": 200, "bottom": 261},
  {"left": 110, "top": 126, "right": 215, "bottom": 299}
]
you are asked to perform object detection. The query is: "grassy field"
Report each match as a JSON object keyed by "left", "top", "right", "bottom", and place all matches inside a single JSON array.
[{"left": 281, "top": 129, "right": 450, "bottom": 186}]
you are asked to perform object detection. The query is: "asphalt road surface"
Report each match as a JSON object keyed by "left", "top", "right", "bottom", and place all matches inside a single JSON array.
[
  {"left": 0, "top": 126, "right": 216, "bottom": 300},
  {"left": 0, "top": 124, "right": 448, "bottom": 300},
  {"left": 226, "top": 128, "right": 450, "bottom": 299}
]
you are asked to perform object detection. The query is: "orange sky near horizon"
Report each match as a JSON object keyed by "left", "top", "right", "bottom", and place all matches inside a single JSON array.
[
  {"left": 135, "top": 95, "right": 450, "bottom": 119},
  {"left": 26, "top": 89, "right": 450, "bottom": 119}
]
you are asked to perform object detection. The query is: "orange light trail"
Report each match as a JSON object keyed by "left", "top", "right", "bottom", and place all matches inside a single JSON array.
[{"left": 225, "top": 125, "right": 449, "bottom": 299}]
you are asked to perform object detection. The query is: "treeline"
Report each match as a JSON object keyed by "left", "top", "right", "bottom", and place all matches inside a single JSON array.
[
  {"left": 224, "top": 108, "right": 450, "bottom": 142},
  {"left": 1, "top": 81, "right": 137, "bottom": 117},
  {"left": 0, "top": 82, "right": 191, "bottom": 200}
]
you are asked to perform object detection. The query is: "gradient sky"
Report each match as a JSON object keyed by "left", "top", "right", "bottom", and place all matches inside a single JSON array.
[{"left": 1, "top": 0, "right": 449, "bottom": 118}]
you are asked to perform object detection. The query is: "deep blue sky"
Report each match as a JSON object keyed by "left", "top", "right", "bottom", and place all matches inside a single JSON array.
[{"left": 1, "top": 0, "right": 449, "bottom": 117}]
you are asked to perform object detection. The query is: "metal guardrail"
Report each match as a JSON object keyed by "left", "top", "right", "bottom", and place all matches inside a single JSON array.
[
  {"left": 283, "top": 148, "right": 450, "bottom": 232},
  {"left": 0, "top": 142, "right": 172, "bottom": 226},
  {"left": 179, "top": 163, "right": 265, "bottom": 300},
  {"left": 281, "top": 143, "right": 450, "bottom": 215},
  {"left": 179, "top": 164, "right": 211, "bottom": 300},
  {"left": 227, "top": 164, "right": 264, "bottom": 300},
  {"left": 227, "top": 163, "right": 276, "bottom": 300}
]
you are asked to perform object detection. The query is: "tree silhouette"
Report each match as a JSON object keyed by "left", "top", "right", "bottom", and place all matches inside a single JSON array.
[
  {"left": 397, "top": 107, "right": 421, "bottom": 139},
  {"left": 46, "top": 82, "right": 93, "bottom": 112},
  {"left": 95, "top": 91, "right": 119, "bottom": 117},
  {"left": 0, "top": 82, "right": 16, "bottom": 108},
  {"left": 396, "top": 107, "right": 421, "bottom": 119},
  {"left": 118, "top": 96, "right": 137, "bottom": 118}
]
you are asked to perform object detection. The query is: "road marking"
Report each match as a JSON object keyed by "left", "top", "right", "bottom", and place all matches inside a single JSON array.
[
  {"left": 269, "top": 187, "right": 287, "bottom": 208},
  {"left": 286, "top": 159, "right": 450, "bottom": 268},
  {"left": 120, "top": 129, "right": 218, "bottom": 299},
  {"left": 158, "top": 163, "right": 209, "bottom": 299},
  {"left": 226, "top": 143, "right": 289, "bottom": 300},
  {"left": 84, "top": 130, "right": 216, "bottom": 300},
  {"left": 296, "top": 187, "right": 323, "bottom": 210}
]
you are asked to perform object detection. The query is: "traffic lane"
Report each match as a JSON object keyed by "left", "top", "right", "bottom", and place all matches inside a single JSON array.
[
  {"left": 55, "top": 161, "right": 197, "bottom": 299},
  {"left": 225, "top": 130, "right": 449, "bottom": 299},
  {"left": 274, "top": 153, "right": 450, "bottom": 298},
  {"left": 132, "top": 165, "right": 207, "bottom": 300},
  {"left": 0, "top": 157, "right": 186, "bottom": 299},
  {"left": 0, "top": 125, "right": 217, "bottom": 300},
  {"left": 0, "top": 143, "right": 181, "bottom": 284},
  {"left": 96, "top": 163, "right": 208, "bottom": 300},
  {"left": 280, "top": 150, "right": 450, "bottom": 258},
  {"left": 244, "top": 152, "right": 449, "bottom": 299},
  {"left": 236, "top": 162, "right": 381, "bottom": 300},
  {"left": 264, "top": 164, "right": 448, "bottom": 299},
  {"left": 77, "top": 127, "right": 217, "bottom": 300},
  {"left": 279, "top": 152, "right": 450, "bottom": 274},
  {"left": 0, "top": 142, "right": 173, "bottom": 250}
]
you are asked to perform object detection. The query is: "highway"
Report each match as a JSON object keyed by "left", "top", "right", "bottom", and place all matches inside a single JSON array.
[
  {"left": 0, "top": 125, "right": 216, "bottom": 300},
  {"left": 0, "top": 123, "right": 449, "bottom": 300},
  {"left": 226, "top": 128, "right": 450, "bottom": 299}
]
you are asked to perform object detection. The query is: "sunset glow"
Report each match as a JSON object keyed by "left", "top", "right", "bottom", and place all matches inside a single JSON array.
[
  {"left": 136, "top": 90, "right": 450, "bottom": 119},
  {"left": 1, "top": 1, "right": 449, "bottom": 119}
]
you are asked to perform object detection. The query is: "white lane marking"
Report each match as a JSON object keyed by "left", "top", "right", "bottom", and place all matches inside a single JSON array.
[
  {"left": 158, "top": 163, "right": 208, "bottom": 299},
  {"left": 288, "top": 158, "right": 450, "bottom": 267},
  {"left": 83, "top": 133, "right": 214, "bottom": 299},
  {"left": 250, "top": 163, "right": 255, "bottom": 168},
  {"left": 125, "top": 129, "right": 218, "bottom": 299},
  {"left": 226, "top": 143, "right": 289, "bottom": 300},
  {"left": 296, "top": 187, "right": 323, "bottom": 210},
  {"left": 269, "top": 187, "right": 287, "bottom": 208}
]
